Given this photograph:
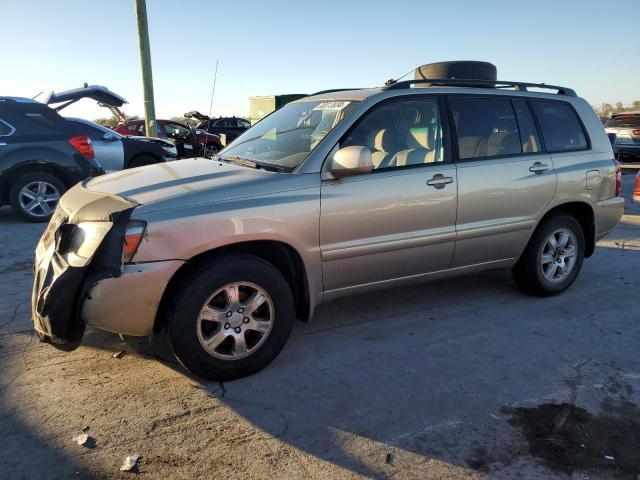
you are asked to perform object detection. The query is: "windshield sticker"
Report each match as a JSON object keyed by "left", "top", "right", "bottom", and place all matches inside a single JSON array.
[{"left": 313, "top": 101, "right": 351, "bottom": 111}]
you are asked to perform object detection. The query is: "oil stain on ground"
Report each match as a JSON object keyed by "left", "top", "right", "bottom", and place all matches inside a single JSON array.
[{"left": 502, "top": 399, "right": 640, "bottom": 478}]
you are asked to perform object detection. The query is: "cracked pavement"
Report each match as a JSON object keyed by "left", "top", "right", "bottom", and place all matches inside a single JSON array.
[{"left": 0, "top": 173, "right": 639, "bottom": 479}]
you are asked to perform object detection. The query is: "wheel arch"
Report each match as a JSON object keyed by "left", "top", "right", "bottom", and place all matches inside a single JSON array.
[
  {"left": 154, "top": 239, "right": 311, "bottom": 333},
  {"left": 527, "top": 201, "right": 596, "bottom": 259},
  {"left": 0, "top": 161, "right": 73, "bottom": 204}
]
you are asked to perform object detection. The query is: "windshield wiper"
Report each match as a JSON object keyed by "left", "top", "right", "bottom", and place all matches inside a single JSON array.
[
  {"left": 220, "top": 156, "right": 260, "bottom": 169},
  {"left": 219, "top": 155, "right": 288, "bottom": 173}
]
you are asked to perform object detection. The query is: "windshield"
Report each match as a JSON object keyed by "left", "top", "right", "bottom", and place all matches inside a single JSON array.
[{"left": 219, "top": 99, "right": 359, "bottom": 171}]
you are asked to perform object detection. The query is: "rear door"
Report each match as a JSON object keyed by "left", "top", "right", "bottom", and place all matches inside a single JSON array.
[
  {"left": 449, "top": 95, "right": 556, "bottom": 267},
  {"left": 320, "top": 96, "right": 458, "bottom": 293}
]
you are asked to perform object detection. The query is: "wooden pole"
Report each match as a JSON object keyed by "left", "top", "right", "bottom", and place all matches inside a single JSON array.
[{"left": 134, "top": 0, "right": 157, "bottom": 137}]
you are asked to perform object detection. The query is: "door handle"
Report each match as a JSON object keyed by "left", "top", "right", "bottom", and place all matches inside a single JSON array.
[
  {"left": 426, "top": 174, "right": 454, "bottom": 189},
  {"left": 529, "top": 162, "right": 549, "bottom": 173}
]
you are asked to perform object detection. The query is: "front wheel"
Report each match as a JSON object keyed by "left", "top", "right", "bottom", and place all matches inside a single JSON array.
[
  {"left": 512, "top": 214, "right": 585, "bottom": 296},
  {"left": 168, "top": 254, "right": 295, "bottom": 381}
]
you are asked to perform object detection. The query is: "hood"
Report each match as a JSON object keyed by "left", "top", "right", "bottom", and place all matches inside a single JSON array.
[
  {"left": 84, "top": 158, "right": 295, "bottom": 209},
  {"left": 184, "top": 110, "right": 210, "bottom": 122}
]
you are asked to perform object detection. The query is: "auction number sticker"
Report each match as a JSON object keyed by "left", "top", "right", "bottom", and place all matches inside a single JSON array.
[{"left": 313, "top": 101, "right": 351, "bottom": 111}]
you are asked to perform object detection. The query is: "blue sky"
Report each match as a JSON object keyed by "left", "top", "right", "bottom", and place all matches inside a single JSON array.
[{"left": 1, "top": 0, "right": 638, "bottom": 120}]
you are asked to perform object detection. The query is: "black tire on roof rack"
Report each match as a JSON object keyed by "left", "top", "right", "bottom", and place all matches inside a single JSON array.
[{"left": 414, "top": 61, "right": 497, "bottom": 83}]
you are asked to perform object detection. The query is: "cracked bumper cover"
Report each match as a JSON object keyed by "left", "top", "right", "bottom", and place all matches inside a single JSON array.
[{"left": 80, "top": 260, "right": 183, "bottom": 336}]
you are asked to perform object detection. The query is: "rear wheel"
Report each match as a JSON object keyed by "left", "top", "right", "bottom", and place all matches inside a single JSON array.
[
  {"left": 168, "top": 254, "right": 295, "bottom": 381},
  {"left": 512, "top": 214, "right": 585, "bottom": 296},
  {"left": 9, "top": 172, "right": 65, "bottom": 222}
]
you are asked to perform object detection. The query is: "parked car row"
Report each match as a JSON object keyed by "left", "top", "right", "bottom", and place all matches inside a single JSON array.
[
  {"left": 604, "top": 111, "right": 640, "bottom": 161},
  {"left": 0, "top": 85, "right": 181, "bottom": 222},
  {"left": 114, "top": 118, "right": 224, "bottom": 158},
  {"left": 30, "top": 61, "right": 627, "bottom": 381}
]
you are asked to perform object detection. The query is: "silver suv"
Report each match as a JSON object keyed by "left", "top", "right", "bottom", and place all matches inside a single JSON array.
[{"left": 32, "top": 64, "right": 625, "bottom": 380}]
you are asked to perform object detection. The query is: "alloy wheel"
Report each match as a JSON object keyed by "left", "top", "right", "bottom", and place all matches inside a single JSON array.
[
  {"left": 196, "top": 282, "right": 274, "bottom": 360},
  {"left": 540, "top": 228, "right": 578, "bottom": 283},
  {"left": 18, "top": 181, "right": 61, "bottom": 218}
]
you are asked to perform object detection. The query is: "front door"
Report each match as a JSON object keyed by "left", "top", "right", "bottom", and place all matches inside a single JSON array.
[
  {"left": 449, "top": 96, "right": 557, "bottom": 267},
  {"left": 320, "top": 96, "right": 458, "bottom": 293}
]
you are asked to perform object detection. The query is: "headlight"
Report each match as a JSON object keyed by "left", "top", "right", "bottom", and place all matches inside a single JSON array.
[
  {"left": 63, "top": 222, "right": 112, "bottom": 267},
  {"left": 123, "top": 220, "right": 147, "bottom": 264}
]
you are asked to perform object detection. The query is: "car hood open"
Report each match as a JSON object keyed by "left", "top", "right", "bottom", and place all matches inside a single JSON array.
[{"left": 184, "top": 110, "right": 210, "bottom": 122}]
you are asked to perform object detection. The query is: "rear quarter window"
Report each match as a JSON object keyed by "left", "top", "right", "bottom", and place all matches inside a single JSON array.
[{"left": 530, "top": 100, "right": 588, "bottom": 153}]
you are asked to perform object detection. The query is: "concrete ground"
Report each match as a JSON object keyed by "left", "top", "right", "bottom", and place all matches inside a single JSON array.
[{"left": 1, "top": 174, "right": 639, "bottom": 479}]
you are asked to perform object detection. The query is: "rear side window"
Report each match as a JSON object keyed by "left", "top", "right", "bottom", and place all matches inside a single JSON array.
[
  {"left": 0, "top": 118, "right": 14, "bottom": 136},
  {"left": 530, "top": 100, "right": 588, "bottom": 153},
  {"left": 449, "top": 97, "right": 521, "bottom": 159},
  {"left": 512, "top": 99, "right": 541, "bottom": 153}
]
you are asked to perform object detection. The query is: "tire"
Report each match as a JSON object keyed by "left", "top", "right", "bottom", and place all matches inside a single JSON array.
[
  {"left": 128, "top": 154, "right": 160, "bottom": 169},
  {"left": 414, "top": 61, "right": 497, "bottom": 82},
  {"left": 512, "top": 214, "right": 585, "bottom": 296},
  {"left": 9, "top": 172, "right": 66, "bottom": 222},
  {"left": 168, "top": 254, "right": 295, "bottom": 381}
]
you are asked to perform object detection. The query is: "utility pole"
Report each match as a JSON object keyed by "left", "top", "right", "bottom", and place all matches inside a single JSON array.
[{"left": 134, "top": 0, "right": 157, "bottom": 137}]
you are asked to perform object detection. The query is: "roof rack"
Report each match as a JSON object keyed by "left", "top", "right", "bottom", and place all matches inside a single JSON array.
[
  {"left": 308, "top": 88, "right": 364, "bottom": 96},
  {"left": 383, "top": 78, "right": 576, "bottom": 96}
]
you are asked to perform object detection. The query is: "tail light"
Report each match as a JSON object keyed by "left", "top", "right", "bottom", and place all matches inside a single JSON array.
[
  {"left": 633, "top": 171, "right": 640, "bottom": 202},
  {"left": 632, "top": 129, "right": 640, "bottom": 136},
  {"left": 68, "top": 136, "right": 95, "bottom": 159},
  {"left": 614, "top": 160, "right": 622, "bottom": 197},
  {"left": 123, "top": 221, "right": 146, "bottom": 263}
]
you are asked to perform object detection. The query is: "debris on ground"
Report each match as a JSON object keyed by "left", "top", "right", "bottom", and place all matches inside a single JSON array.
[
  {"left": 112, "top": 351, "right": 125, "bottom": 359},
  {"left": 604, "top": 455, "right": 614, "bottom": 461},
  {"left": 120, "top": 454, "right": 140, "bottom": 472},
  {"left": 72, "top": 433, "right": 95, "bottom": 448},
  {"left": 385, "top": 452, "right": 394, "bottom": 465}
]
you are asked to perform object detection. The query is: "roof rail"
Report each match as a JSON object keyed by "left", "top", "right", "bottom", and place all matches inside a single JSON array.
[
  {"left": 308, "top": 88, "right": 363, "bottom": 96},
  {"left": 383, "top": 78, "right": 576, "bottom": 96}
]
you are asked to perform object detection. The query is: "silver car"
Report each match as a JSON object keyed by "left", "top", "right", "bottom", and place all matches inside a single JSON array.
[
  {"left": 66, "top": 118, "right": 177, "bottom": 172},
  {"left": 32, "top": 68, "right": 625, "bottom": 380}
]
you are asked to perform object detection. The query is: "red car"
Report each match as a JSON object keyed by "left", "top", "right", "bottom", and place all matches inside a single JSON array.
[{"left": 114, "top": 119, "right": 223, "bottom": 158}]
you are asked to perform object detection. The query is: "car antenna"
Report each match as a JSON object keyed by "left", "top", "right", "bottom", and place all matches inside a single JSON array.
[
  {"left": 209, "top": 60, "right": 219, "bottom": 117},
  {"left": 32, "top": 90, "right": 43, "bottom": 100}
]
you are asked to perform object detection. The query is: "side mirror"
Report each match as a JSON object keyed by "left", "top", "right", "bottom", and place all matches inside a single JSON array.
[
  {"left": 329, "top": 146, "right": 373, "bottom": 178},
  {"left": 102, "top": 133, "right": 117, "bottom": 141}
]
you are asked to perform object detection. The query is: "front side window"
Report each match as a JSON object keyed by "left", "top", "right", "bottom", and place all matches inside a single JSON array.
[
  {"left": 450, "top": 97, "right": 521, "bottom": 160},
  {"left": 221, "top": 99, "right": 360, "bottom": 171},
  {"left": 531, "top": 100, "right": 588, "bottom": 153},
  {"left": 341, "top": 98, "right": 444, "bottom": 169}
]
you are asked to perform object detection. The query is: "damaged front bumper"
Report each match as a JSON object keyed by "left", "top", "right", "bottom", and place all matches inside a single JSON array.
[{"left": 32, "top": 184, "right": 139, "bottom": 349}]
